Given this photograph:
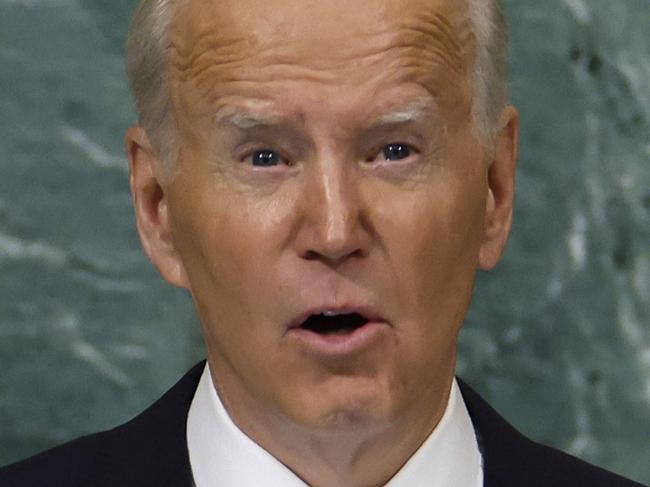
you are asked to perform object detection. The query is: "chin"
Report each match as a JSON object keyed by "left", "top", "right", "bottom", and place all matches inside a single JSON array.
[
  {"left": 320, "top": 404, "right": 385, "bottom": 430},
  {"left": 292, "top": 381, "right": 395, "bottom": 432}
]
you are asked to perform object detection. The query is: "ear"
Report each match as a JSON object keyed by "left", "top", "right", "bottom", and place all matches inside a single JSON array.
[
  {"left": 125, "top": 127, "right": 189, "bottom": 288},
  {"left": 479, "top": 106, "right": 519, "bottom": 270}
]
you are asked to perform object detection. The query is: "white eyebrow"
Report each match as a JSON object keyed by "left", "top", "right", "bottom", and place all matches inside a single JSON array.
[
  {"left": 375, "top": 99, "right": 436, "bottom": 126},
  {"left": 214, "top": 99, "right": 436, "bottom": 129},
  {"left": 216, "top": 112, "right": 281, "bottom": 130}
]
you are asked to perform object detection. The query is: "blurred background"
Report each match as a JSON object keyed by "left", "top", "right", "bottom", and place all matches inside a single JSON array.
[{"left": 1, "top": 0, "right": 649, "bottom": 483}]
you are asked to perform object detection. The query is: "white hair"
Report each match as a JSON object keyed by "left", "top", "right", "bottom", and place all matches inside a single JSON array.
[
  {"left": 124, "top": 0, "right": 509, "bottom": 169},
  {"left": 124, "top": 0, "right": 177, "bottom": 168},
  {"left": 468, "top": 0, "right": 509, "bottom": 146}
]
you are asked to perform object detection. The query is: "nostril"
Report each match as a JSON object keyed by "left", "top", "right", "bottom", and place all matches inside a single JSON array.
[
  {"left": 303, "top": 250, "right": 323, "bottom": 261},
  {"left": 302, "top": 247, "right": 364, "bottom": 263}
]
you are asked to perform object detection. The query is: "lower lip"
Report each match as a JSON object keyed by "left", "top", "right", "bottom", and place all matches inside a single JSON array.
[{"left": 287, "top": 321, "right": 389, "bottom": 357}]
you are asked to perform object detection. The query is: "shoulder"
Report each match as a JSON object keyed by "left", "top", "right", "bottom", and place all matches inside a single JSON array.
[
  {"left": 0, "top": 428, "right": 141, "bottom": 487},
  {"left": 458, "top": 380, "right": 647, "bottom": 487},
  {"left": 0, "top": 361, "right": 205, "bottom": 487}
]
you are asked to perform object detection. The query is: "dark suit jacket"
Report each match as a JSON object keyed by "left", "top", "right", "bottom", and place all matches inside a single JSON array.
[{"left": 1, "top": 361, "right": 645, "bottom": 487}]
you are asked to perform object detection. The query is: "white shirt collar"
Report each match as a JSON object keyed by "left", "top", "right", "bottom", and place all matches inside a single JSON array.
[{"left": 187, "top": 363, "right": 483, "bottom": 487}]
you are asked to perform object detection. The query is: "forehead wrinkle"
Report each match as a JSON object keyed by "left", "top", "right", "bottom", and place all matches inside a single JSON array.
[
  {"left": 391, "top": 11, "right": 473, "bottom": 76},
  {"left": 169, "top": 1, "right": 474, "bottom": 124},
  {"left": 175, "top": 40, "right": 458, "bottom": 106},
  {"left": 169, "top": 5, "right": 472, "bottom": 84},
  {"left": 171, "top": 34, "right": 349, "bottom": 100},
  {"left": 169, "top": 28, "right": 254, "bottom": 85},
  {"left": 186, "top": 61, "right": 341, "bottom": 92}
]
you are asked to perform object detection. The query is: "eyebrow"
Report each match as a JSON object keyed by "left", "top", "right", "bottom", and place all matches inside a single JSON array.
[
  {"left": 373, "top": 99, "right": 436, "bottom": 126},
  {"left": 216, "top": 112, "right": 283, "bottom": 130},
  {"left": 214, "top": 98, "right": 437, "bottom": 131}
]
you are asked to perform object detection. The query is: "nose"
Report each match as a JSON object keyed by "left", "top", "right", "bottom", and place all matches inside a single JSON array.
[{"left": 295, "top": 156, "right": 369, "bottom": 265}]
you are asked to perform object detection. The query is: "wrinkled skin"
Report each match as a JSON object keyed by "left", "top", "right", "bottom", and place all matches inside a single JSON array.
[{"left": 126, "top": 0, "right": 518, "bottom": 485}]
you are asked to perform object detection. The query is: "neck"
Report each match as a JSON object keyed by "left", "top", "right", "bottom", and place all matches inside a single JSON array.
[
  {"left": 208, "top": 360, "right": 455, "bottom": 487},
  {"left": 263, "top": 406, "right": 449, "bottom": 487}
]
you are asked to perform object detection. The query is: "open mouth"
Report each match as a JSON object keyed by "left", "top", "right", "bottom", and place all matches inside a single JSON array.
[{"left": 299, "top": 312, "right": 370, "bottom": 335}]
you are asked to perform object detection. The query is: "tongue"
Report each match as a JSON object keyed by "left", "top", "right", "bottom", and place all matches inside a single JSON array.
[{"left": 301, "top": 313, "right": 368, "bottom": 335}]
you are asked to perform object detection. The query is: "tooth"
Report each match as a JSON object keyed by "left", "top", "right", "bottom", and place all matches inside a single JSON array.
[{"left": 322, "top": 311, "right": 341, "bottom": 316}]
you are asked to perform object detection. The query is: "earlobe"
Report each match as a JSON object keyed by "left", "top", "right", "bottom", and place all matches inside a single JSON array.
[
  {"left": 478, "top": 106, "right": 519, "bottom": 270},
  {"left": 125, "top": 127, "right": 190, "bottom": 289}
]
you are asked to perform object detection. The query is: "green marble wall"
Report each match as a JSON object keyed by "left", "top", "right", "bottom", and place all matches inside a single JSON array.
[{"left": 1, "top": 0, "right": 648, "bottom": 483}]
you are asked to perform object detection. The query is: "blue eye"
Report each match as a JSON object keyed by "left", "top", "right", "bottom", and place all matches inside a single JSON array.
[
  {"left": 250, "top": 149, "right": 282, "bottom": 167},
  {"left": 382, "top": 143, "right": 411, "bottom": 161}
]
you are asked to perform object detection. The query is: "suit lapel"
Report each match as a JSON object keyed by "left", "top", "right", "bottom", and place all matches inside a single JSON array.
[
  {"left": 458, "top": 380, "right": 534, "bottom": 487},
  {"left": 78, "top": 361, "right": 205, "bottom": 487}
]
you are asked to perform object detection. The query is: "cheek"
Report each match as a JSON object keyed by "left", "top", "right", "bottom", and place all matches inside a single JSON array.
[
  {"left": 168, "top": 178, "right": 289, "bottom": 320},
  {"left": 168, "top": 188, "right": 299, "bottom": 385},
  {"left": 166, "top": 115, "right": 311, "bottom": 344},
  {"left": 373, "top": 167, "right": 487, "bottom": 313}
]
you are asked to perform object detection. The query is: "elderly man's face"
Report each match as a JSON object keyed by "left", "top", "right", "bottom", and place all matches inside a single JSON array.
[{"left": 129, "top": 0, "right": 516, "bottom": 433}]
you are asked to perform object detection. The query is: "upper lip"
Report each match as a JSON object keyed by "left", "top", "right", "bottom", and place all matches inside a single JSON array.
[{"left": 286, "top": 305, "right": 386, "bottom": 330}]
